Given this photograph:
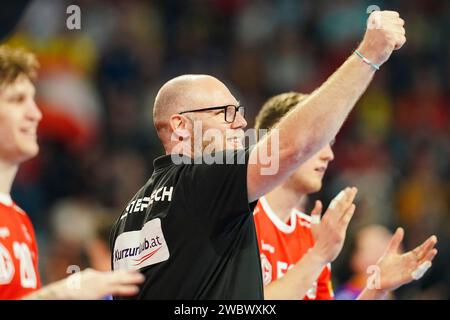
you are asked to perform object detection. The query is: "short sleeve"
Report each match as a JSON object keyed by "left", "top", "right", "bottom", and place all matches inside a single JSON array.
[{"left": 182, "top": 148, "right": 256, "bottom": 224}]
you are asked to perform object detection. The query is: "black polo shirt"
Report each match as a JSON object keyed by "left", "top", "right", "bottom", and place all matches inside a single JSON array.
[{"left": 110, "top": 149, "right": 263, "bottom": 299}]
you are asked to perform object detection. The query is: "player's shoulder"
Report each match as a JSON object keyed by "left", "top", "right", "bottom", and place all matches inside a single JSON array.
[
  {"left": 252, "top": 199, "right": 276, "bottom": 225},
  {"left": 0, "top": 197, "right": 28, "bottom": 217},
  {"left": 12, "top": 203, "right": 27, "bottom": 215},
  {"left": 5, "top": 201, "right": 28, "bottom": 219},
  {"left": 13, "top": 204, "right": 34, "bottom": 229},
  {"left": 0, "top": 202, "right": 34, "bottom": 235}
]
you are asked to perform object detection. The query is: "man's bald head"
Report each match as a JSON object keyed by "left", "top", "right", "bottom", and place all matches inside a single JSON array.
[
  {"left": 153, "top": 74, "right": 238, "bottom": 150},
  {"left": 153, "top": 75, "right": 235, "bottom": 125}
]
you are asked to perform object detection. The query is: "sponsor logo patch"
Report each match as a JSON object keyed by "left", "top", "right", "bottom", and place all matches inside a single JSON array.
[{"left": 113, "top": 218, "right": 169, "bottom": 270}]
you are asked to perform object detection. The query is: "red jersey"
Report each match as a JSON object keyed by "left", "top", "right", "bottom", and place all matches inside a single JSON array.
[
  {"left": 253, "top": 197, "right": 334, "bottom": 300},
  {"left": 0, "top": 194, "right": 40, "bottom": 299}
]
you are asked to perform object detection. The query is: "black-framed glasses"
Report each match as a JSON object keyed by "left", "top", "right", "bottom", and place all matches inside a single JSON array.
[{"left": 179, "top": 105, "right": 245, "bottom": 123}]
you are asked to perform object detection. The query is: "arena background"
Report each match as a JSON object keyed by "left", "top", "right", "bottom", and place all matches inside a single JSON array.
[{"left": 1, "top": 0, "right": 448, "bottom": 299}]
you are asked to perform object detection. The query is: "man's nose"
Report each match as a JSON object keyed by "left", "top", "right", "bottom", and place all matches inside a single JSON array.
[
  {"left": 231, "top": 111, "right": 247, "bottom": 129},
  {"left": 27, "top": 99, "right": 42, "bottom": 122},
  {"left": 320, "top": 144, "right": 334, "bottom": 161}
]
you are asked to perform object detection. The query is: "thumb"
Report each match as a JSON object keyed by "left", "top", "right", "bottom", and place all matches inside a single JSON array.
[
  {"left": 311, "top": 200, "right": 322, "bottom": 225},
  {"left": 386, "top": 227, "right": 404, "bottom": 254}
]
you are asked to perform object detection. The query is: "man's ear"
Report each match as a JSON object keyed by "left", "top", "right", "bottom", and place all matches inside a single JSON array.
[{"left": 170, "top": 114, "right": 191, "bottom": 140}]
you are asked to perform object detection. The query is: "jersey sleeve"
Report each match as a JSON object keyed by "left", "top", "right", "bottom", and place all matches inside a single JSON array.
[{"left": 184, "top": 148, "right": 257, "bottom": 223}]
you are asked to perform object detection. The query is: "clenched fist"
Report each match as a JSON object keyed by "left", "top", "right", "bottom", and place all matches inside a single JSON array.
[{"left": 357, "top": 10, "right": 406, "bottom": 67}]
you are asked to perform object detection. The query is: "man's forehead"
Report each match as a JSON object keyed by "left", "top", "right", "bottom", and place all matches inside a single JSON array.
[
  {"left": 154, "top": 74, "right": 238, "bottom": 118},
  {"left": 188, "top": 90, "right": 238, "bottom": 107},
  {"left": 0, "top": 77, "right": 35, "bottom": 96},
  {"left": 181, "top": 80, "right": 238, "bottom": 108}
]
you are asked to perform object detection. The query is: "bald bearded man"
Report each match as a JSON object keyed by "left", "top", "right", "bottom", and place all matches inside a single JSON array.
[{"left": 110, "top": 11, "right": 406, "bottom": 299}]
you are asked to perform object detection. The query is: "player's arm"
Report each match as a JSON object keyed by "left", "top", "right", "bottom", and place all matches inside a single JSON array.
[
  {"left": 247, "top": 11, "right": 405, "bottom": 202},
  {"left": 22, "top": 268, "right": 144, "bottom": 300},
  {"left": 264, "top": 188, "right": 357, "bottom": 300},
  {"left": 357, "top": 228, "right": 438, "bottom": 300}
]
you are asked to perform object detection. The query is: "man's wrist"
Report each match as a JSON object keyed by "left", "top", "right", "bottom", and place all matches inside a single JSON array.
[
  {"left": 354, "top": 50, "right": 380, "bottom": 71},
  {"left": 356, "top": 42, "right": 385, "bottom": 67}
]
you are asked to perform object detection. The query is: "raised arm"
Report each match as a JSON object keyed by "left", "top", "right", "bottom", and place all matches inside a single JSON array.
[{"left": 248, "top": 11, "right": 405, "bottom": 202}]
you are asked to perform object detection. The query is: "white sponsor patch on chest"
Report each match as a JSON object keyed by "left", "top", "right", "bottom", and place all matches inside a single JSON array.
[{"left": 113, "top": 218, "right": 170, "bottom": 270}]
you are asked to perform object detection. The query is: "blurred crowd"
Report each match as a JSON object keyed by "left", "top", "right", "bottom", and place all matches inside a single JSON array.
[{"left": 3, "top": 0, "right": 449, "bottom": 299}]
